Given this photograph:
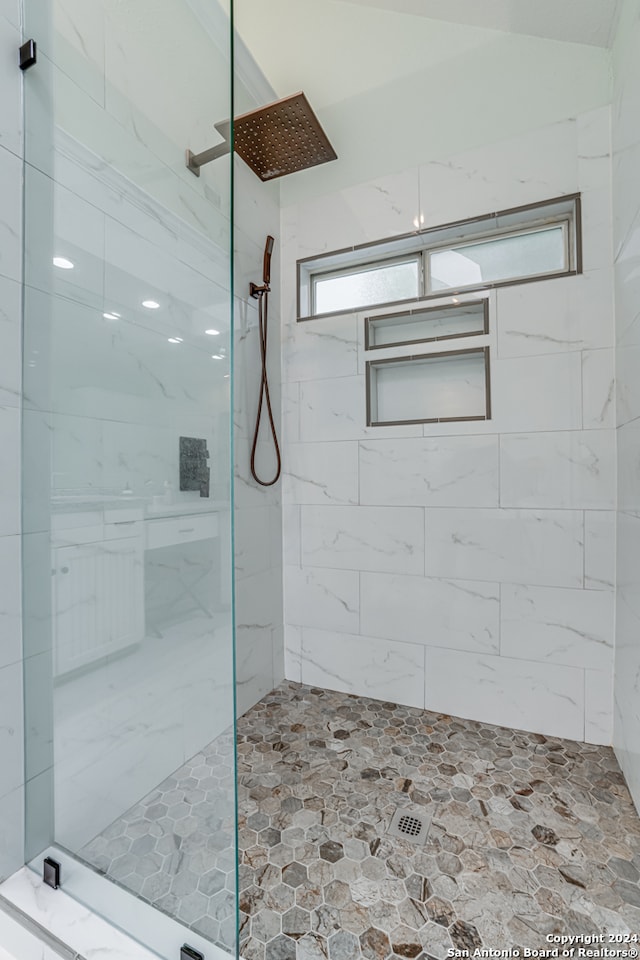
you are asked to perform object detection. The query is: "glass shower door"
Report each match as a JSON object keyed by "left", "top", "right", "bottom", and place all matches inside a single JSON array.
[{"left": 21, "top": 1, "right": 238, "bottom": 956}]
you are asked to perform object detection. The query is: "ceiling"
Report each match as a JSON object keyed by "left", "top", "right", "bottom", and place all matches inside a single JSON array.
[
  {"left": 233, "top": 0, "right": 614, "bottom": 203},
  {"left": 333, "top": 0, "right": 621, "bottom": 48},
  {"left": 234, "top": 0, "right": 619, "bottom": 113}
]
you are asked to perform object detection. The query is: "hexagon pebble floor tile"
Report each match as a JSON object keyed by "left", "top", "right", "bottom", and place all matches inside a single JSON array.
[{"left": 82, "top": 682, "right": 640, "bottom": 960}]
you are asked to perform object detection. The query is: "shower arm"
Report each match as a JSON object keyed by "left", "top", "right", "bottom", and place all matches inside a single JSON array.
[{"left": 186, "top": 122, "right": 231, "bottom": 177}]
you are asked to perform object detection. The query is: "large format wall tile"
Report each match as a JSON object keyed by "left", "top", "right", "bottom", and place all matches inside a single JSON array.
[
  {"left": 501, "top": 584, "right": 614, "bottom": 671},
  {"left": 499, "top": 430, "right": 616, "bottom": 509},
  {"left": 581, "top": 183, "right": 614, "bottom": 273},
  {"left": 0, "top": 275, "right": 23, "bottom": 409},
  {"left": 302, "top": 505, "right": 425, "bottom": 574},
  {"left": 618, "top": 418, "right": 640, "bottom": 512},
  {"left": 301, "top": 628, "right": 425, "bottom": 709},
  {"left": 0, "top": 0, "right": 20, "bottom": 28},
  {"left": 583, "top": 348, "right": 616, "bottom": 429},
  {"left": 286, "top": 168, "right": 420, "bottom": 257},
  {"left": 0, "top": 15, "right": 21, "bottom": 159},
  {"left": 417, "top": 118, "right": 578, "bottom": 230},
  {"left": 0, "top": 787, "right": 22, "bottom": 882},
  {"left": 425, "top": 647, "right": 585, "bottom": 741},
  {"left": 359, "top": 435, "right": 499, "bottom": 507},
  {"left": 284, "top": 441, "right": 358, "bottom": 505},
  {"left": 0, "top": 405, "right": 20, "bottom": 537},
  {"left": 585, "top": 510, "right": 616, "bottom": 592},
  {"left": 496, "top": 269, "right": 614, "bottom": 359},
  {"left": 490, "top": 353, "right": 583, "bottom": 433},
  {"left": 424, "top": 508, "right": 584, "bottom": 587},
  {"left": 0, "top": 146, "right": 22, "bottom": 283},
  {"left": 300, "top": 376, "right": 423, "bottom": 442},
  {"left": 284, "top": 565, "right": 359, "bottom": 633},
  {"left": 285, "top": 314, "right": 359, "bottom": 382},
  {"left": 585, "top": 668, "right": 614, "bottom": 745},
  {"left": 0, "top": 535, "right": 21, "bottom": 671},
  {"left": 360, "top": 572, "right": 499, "bottom": 654},
  {"left": 0, "top": 661, "right": 24, "bottom": 800}
]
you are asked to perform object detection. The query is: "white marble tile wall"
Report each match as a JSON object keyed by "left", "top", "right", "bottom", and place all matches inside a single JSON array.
[
  {"left": 233, "top": 158, "right": 284, "bottom": 718},
  {"left": 613, "top": 0, "right": 640, "bottom": 811},
  {"left": 0, "top": 1, "right": 24, "bottom": 883},
  {"left": 281, "top": 108, "right": 616, "bottom": 744}
]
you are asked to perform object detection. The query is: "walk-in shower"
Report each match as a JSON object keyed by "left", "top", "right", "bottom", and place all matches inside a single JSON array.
[{"left": 9, "top": 0, "right": 640, "bottom": 958}]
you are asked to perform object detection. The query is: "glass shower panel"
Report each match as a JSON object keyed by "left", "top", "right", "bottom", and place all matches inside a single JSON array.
[{"left": 21, "top": 1, "right": 237, "bottom": 957}]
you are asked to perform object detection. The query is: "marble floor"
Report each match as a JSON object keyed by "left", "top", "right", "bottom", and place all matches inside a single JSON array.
[{"left": 82, "top": 681, "right": 640, "bottom": 959}]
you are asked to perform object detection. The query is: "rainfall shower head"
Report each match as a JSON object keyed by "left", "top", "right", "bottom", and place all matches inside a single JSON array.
[{"left": 186, "top": 92, "right": 337, "bottom": 182}]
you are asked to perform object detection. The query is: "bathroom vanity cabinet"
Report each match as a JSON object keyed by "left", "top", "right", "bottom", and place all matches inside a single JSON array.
[
  {"left": 51, "top": 502, "right": 224, "bottom": 677},
  {"left": 51, "top": 509, "right": 145, "bottom": 677}
]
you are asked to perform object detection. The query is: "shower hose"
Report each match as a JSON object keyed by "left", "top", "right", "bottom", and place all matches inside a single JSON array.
[{"left": 250, "top": 289, "right": 282, "bottom": 486}]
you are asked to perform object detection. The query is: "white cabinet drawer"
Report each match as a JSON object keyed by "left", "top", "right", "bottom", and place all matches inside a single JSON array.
[
  {"left": 104, "top": 520, "right": 143, "bottom": 540},
  {"left": 145, "top": 514, "right": 218, "bottom": 550}
]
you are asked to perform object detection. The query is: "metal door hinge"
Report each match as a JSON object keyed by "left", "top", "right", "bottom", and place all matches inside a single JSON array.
[
  {"left": 19, "top": 39, "right": 37, "bottom": 70},
  {"left": 181, "top": 947, "right": 204, "bottom": 960},
  {"left": 43, "top": 857, "right": 60, "bottom": 889}
]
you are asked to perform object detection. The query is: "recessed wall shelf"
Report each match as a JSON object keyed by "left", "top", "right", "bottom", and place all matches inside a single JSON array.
[
  {"left": 365, "top": 299, "right": 488, "bottom": 350},
  {"left": 366, "top": 346, "right": 491, "bottom": 426}
]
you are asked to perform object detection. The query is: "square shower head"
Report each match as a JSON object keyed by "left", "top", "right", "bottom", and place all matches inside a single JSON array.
[{"left": 217, "top": 92, "right": 337, "bottom": 182}]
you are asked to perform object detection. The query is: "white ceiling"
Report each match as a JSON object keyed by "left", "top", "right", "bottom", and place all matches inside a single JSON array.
[
  {"left": 234, "top": 0, "right": 619, "bottom": 113},
  {"left": 233, "top": 0, "right": 614, "bottom": 204},
  {"left": 334, "top": 0, "right": 621, "bottom": 48}
]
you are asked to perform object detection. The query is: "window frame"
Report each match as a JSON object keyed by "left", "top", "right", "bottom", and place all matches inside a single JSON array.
[
  {"left": 310, "top": 252, "right": 421, "bottom": 316},
  {"left": 297, "top": 194, "right": 581, "bottom": 321},
  {"left": 424, "top": 219, "right": 570, "bottom": 294}
]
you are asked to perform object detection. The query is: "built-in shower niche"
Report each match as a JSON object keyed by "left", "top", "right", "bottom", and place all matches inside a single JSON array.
[
  {"left": 366, "top": 346, "right": 491, "bottom": 426},
  {"left": 365, "top": 299, "right": 488, "bottom": 349}
]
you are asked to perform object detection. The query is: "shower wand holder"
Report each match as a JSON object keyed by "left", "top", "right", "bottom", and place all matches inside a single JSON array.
[{"left": 250, "top": 282, "right": 269, "bottom": 299}]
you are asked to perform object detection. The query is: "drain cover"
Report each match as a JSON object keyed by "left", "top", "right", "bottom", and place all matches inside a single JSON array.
[{"left": 387, "top": 808, "right": 432, "bottom": 846}]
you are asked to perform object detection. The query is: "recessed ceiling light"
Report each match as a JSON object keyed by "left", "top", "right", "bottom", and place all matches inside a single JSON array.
[
  {"left": 168, "top": 337, "right": 182, "bottom": 344},
  {"left": 205, "top": 328, "right": 220, "bottom": 336},
  {"left": 211, "top": 354, "right": 224, "bottom": 360},
  {"left": 142, "top": 299, "right": 160, "bottom": 309},
  {"left": 53, "top": 256, "right": 74, "bottom": 269},
  {"left": 103, "top": 312, "right": 120, "bottom": 320},
  {"left": 452, "top": 297, "right": 459, "bottom": 304}
]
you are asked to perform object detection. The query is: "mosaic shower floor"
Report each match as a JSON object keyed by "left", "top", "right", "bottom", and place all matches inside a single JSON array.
[{"left": 81, "top": 681, "right": 640, "bottom": 959}]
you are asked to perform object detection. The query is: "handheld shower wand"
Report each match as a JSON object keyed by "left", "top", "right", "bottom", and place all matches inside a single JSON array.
[
  {"left": 249, "top": 235, "right": 274, "bottom": 299},
  {"left": 250, "top": 236, "right": 281, "bottom": 486}
]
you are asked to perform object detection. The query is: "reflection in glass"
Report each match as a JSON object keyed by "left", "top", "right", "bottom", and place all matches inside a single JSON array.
[{"left": 22, "top": 0, "right": 237, "bottom": 956}]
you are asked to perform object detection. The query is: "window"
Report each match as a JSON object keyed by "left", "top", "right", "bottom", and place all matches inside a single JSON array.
[
  {"left": 313, "top": 256, "right": 419, "bottom": 315},
  {"left": 298, "top": 195, "right": 580, "bottom": 319},
  {"left": 428, "top": 224, "right": 567, "bottom": 291}
]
